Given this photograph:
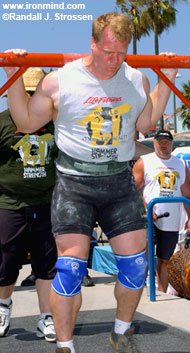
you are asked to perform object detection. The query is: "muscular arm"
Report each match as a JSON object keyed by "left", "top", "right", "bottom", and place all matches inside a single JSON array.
[
  {"left": 132, "top": 158, "right": 146, "bottom": 206},
  {"left": 132, "top": 158, "right": 144, "bottom": 191},
  {"left": 136, "top": 53, "right": 177, "bottom": 133},
  {"left": 7, "top": 71, "right": 58, "bottom": 133},
  {"left": 133, "top": 157, "right": 158, "bottom": 221},
  {"left": 4, "top": 51, "right": 58, "bottom": 133}
]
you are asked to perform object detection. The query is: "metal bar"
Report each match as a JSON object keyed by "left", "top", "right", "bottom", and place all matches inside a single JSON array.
[
  {"left": 0, "top": 53, "right": 88, "bottom": 95},
  {"left": 0, "top": 66, "right": 28, "bottom": 96},
  {"left": 1, "top": 53, "right": 190, "bottom": 107},
  {"left": 153, "top": 68, "right": 190, "bottom": 109},
  {"left": 147, "top": 196, "right": 190, "bottom": 302},
  {"left": 0, "top": 53, "right": 190, "bottom": 68},
  {"left": 0, "top": 52, "right": 87, "bottom": 67}
]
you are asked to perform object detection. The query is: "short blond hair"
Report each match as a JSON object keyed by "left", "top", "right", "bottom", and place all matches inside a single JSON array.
[{"left": 92, "top": 12, "right": 132, "bottom": 43}]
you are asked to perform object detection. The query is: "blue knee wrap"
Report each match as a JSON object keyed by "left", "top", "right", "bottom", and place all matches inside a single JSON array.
[
  {"left": 114, "top": 250, "right": 147, "bottom": 290},
  {"left": 52, "top": 256, "right": 88, "bottom": 296}
]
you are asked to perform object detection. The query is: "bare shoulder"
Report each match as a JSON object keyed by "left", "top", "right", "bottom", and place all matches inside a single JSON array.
[
  {"left": 35, "top": 69, "right": 59, "bottom": 115},
  {"left": 39, "top": 69, "right": 59, "bottom": 97},
  {"left": 133, "top": 157, "right": 144, "bottom": 174},
  {"left": 133, "top": 157, "right": 145, "bottom": 190}
]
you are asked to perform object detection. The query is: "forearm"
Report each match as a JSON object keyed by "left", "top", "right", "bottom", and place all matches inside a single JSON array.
[
  {"left": 136, "top": 67, "right": 176, "bottom": 133},
  {"left": 150, "top": 74, "right": 175, "bottom": 128},
  {"left": 7, "top": 74, "right": 30, "bottom": 132},
  {"left": 4, "top": 49, "right": 54, "bottom": 133}
]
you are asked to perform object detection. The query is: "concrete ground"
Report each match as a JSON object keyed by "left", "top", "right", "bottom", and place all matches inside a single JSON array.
[
  {"left": 12, "top": 264, "right": 190, "bottom": 332},
  {"left": 1, "top": 264, "right": 189, "bottom": 353}
]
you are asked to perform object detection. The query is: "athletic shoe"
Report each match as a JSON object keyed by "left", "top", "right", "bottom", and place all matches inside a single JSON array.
[
  {"left": 56, "top": 348, "right": 71, "bottom": 353},
  {"left": 21, "top": 272, "right": 36, "bottom": 286},
  {"left": 0, "top": 300, "right": 12, "bottom": 337},
  {"left": 110, "top": 326, "right": 141, "bottom": 353},
  {"left": 36, "top": 314, "right": 56, "bottom": 342},
  {"left": 82, "top": 274, "right": 95, "bottom": 287}
]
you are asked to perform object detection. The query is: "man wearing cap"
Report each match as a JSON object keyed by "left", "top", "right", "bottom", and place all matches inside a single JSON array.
[
  {"left": 133, "top": 129, "right": 190, "bottom": 292},
  {"left": 0, "top": 68, "right": 57, "bottom": 341}
]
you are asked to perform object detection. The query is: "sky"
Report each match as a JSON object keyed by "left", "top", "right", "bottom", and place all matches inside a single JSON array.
[{"left": 0, "top": 0, "right": 190, "bottom": 131}]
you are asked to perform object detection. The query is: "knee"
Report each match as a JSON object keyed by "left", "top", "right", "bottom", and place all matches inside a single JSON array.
[
  {"left": 114, "top": 250, "right": 147, "bottom": 290},
  {"left": 52, "top": 256, "right": 88, "bottom": 296}
]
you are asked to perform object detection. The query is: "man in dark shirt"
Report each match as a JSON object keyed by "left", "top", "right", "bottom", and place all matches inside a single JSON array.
[{"left": 0, "top": 68, "right": 57, "bottom": 341}]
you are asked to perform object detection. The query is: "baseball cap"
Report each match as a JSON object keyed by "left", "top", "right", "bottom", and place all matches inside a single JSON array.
[
  {"left": 154, "top": 130, "right": 173, "bottom": 141},
  {"left": 2, "top": 67, "right": 45, "bottom": 97}
]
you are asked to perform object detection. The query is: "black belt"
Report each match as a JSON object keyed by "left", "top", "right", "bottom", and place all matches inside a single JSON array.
[{"left": 57, "top": 151, "right": 130, "bottom": 176}]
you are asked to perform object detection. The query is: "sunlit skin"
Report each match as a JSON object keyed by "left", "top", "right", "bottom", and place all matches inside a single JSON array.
[
  {"left": 84, "top": 26, "right": 129, "bottom": 80},
  {"left": 154, "top": 138, "right": 173, "bottom": 160}
]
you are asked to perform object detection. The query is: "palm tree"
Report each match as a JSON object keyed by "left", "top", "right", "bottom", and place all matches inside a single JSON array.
[
  {"left": 116, "top": 1, "right": 189, "bottom": 132},
  {"left": 176, "top": 81, "right": 190, "bottom": 130},
  {"left": 116, "top": 1, "right": 180, "bottom": 55},
  {"left": 116, "top": 0, "right": 151, "bottom": 54},
  {"left": 116, "top": 1, "right": 177, "bottom": 130},
  {"left": 141, "top": 1, "right": 177, "bottom": 55},
  {"left": 116, "top": 1, "right": 152, "bottom": 138}
]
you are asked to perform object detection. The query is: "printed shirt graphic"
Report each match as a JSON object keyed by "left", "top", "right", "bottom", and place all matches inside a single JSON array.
[
  {"left": 76, "top": 103, "right": 133, "bottom": 161},
  {"left": 154, "top": 169, "right": 179, "bottom": 196},
  {"left": 55, "top": 59, "right": 147, "bottom": 173},
  {"left": 11, "top": 132, "right": 55, "bottom": 176},
  {"left": 142, "top": 152, "right": 186, "bottom": 231},
  {"left": 0, "top": 110, "right": 58, "bottom": 209}
]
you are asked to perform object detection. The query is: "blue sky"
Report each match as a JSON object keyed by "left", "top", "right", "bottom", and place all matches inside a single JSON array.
[{"left": 0, "top": 0, "right": 189, "bottom": 130}]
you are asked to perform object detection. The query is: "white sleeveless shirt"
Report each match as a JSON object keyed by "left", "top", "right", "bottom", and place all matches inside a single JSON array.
[
  {"left": 141, "top": 152, "right": 186, "bottom": 231},
  {"left": 54, "top": 59, "right": 147, "bottom": 174}
]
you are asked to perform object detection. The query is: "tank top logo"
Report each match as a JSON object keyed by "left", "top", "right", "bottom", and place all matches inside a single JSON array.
[
  {"left": 77, "top": 103, "right": 133, "bottom": 148},
  {"left": 155, "top": 170, "right": 179, "bottom": 196},
  {"left": 11, "top": 133, "right": 55, "bottom": 179},
  {"left": 83, "top": 97, "right": 122, "bottom": 104}
]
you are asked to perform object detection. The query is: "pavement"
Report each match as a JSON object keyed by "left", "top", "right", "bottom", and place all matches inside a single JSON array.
[{"left": 1, "top": 264, "right": 190, "bottom": 353}]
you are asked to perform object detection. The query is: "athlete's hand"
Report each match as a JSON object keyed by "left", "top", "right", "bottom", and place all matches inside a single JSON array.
[
  {"left": 159, "top": 52, "right": 178, "bottom": 81},
  {"left": 3, "top": 49, "right": 27, "bottom": 77}
]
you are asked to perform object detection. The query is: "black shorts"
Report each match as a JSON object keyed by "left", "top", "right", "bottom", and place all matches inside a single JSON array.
[
  {"left": 51, "top": 167, "right": 147, "bottom": 239},
  {"left": 0, "top": 204, "right": 57, "bottom": 286},
  {"left": 154, "top": 225, "right": 178, "bottom": 260}
]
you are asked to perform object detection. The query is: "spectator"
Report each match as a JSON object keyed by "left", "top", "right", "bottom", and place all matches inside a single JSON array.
[
  {"left": 133, "top": 130, "right": 190, "bottom": 292},
  {"left": 0, "top": 68, "right": 57, "bottom": 341},
  {"left": 4, "top": 12, "right": 178, "bottom": 353}
]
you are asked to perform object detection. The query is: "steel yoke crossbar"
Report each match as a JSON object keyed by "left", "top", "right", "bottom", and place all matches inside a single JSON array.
[{"left": 0, "top": 53, "right": 190, "bottom": 108}]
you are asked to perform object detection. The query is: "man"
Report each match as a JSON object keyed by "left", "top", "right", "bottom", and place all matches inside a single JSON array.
[
  {"left": 4, "top": 12, "right": 178, "bottom": 353},
  {"left": 0, "top": 68, "right": 57, "bottom": 341},
  {"left": 133, "top": 130, "right": 190, "bottom": 293}
]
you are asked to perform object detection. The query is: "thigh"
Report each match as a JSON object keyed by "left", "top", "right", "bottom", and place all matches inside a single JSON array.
[
  {"left": 55, "top": 233, "right": 90, "bottom": 260},
  {"left": 0, "top": 208, "right": 28, "bottom": 285},
  {"left": 110, "top": 229, "right": 147, "bottom": 256},
  {"left": 51, "top": 170, "right": 97, "bottom": 237},
  {"left": 98, "top": 168, "right": 148, "bottom": 239},
  {"left": 51, "top": 168, "right": 147, "bottom": 244}
]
